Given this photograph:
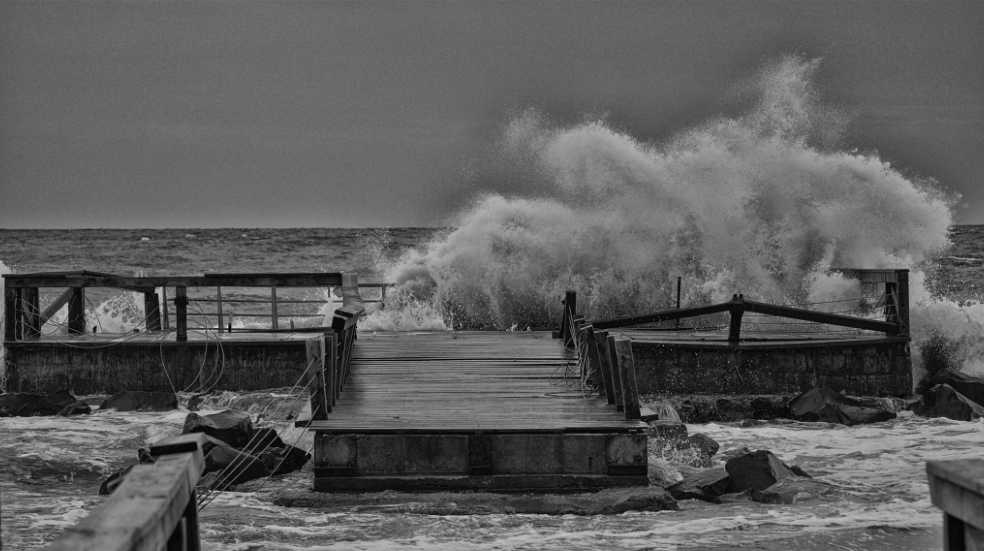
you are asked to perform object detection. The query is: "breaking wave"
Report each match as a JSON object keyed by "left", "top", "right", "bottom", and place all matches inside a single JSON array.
[{"left": 379, "top": 55, "right": 984, "bottom": 378}]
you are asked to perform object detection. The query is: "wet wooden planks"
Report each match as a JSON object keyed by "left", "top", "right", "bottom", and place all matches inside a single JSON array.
[{"left": 308, "top": 331, "right": 644, "bottom": 434}]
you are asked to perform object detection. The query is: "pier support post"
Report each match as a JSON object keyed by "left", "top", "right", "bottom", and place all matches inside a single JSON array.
[
  {"left": 4, "top": 287, "right": 16, "bottom": 341},
  {"left": 594, "top": 331, "right": 617, "bottom": 405},
  {"left": 728, "top": 294, "right": 744, "bottom": 344},
  {"left": 606, "top": 334, "right": 624, "bottom": 411},
  {"left": 68, "top": 287, "right": 86, "bottom": 335},
  {"left": 175, "top": 286, "right": 188, "bottom": 342},
  {"left": 270, "top": 287, "right": 279, "bottom": 330},
  {"left": 143, "top": 289, "right": 162, "bottom": 331},
  {"left": 308, "top": 335, "right": 329, "bottom": 420},
  {"left": 613, "top": 338, "right": 641, "bottom": 420}
]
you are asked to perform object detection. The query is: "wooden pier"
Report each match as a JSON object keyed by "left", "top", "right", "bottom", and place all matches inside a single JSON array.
[
  {"left": 927, "top": 459, "right": 984, "bottom": 551},
  {"left": 308, "top": 330, "right": 649, "bottom": 491}
]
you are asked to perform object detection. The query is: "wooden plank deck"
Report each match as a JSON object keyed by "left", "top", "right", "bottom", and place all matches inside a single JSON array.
[
  {"left": 309, "top": 331, "right": 645, "bottom": 433},
  {"left": 307, "top": 331, "right": 650, "bottom": 491}
]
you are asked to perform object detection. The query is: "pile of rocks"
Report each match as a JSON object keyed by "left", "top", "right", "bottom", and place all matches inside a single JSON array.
[
  {"left": 100, "top": 409, "right": 309, "bottom": 495},
  {"left": 647, "top": 420, "right": 832, "bottom": 505}
]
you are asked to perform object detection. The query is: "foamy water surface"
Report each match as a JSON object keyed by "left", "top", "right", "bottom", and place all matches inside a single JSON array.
[{"left": 3, "top": 405, "right": 979, "bottom": 550}]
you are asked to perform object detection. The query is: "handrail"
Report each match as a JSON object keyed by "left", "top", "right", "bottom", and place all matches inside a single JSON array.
[
  {"left": 44, "top": 433, "right": 208, "bottom": 551},
  {"left": 588, "top": 292, "right": 907, "bottom": 341}
]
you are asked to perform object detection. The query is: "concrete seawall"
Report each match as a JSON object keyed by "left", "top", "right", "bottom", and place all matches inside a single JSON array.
[{"left": 630, "top": 338, "right": 911, "bottom": 397}]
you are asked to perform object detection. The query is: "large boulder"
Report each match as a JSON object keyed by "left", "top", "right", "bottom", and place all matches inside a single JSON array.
[
  {"left": 915, "top": 384, "right": 984, "bottom": 421},
  {"left": 182, "top": 410, "right": 255, "bottom": 448},
  {"left": 259, "top": 444, "right": 311, "bottom": 475},
  {"left": 788, "top": 387, "right": 896, "bottom": 425},
  {"left": 100, "top": 390, "right": 177, "bottom": 412},
  {"left": 725, "top": 450, "right": 798, "bottom": 492},
  {"left": 0, "top": 390, "right": 86, "bottom": 417},
  {"left": 667, "top": 466, "right": 733, "bottom": 503},
  {"left": 203, "top": 444, "right": 270, "bottom": 486},
  {"left": 919, "top": 369, "right": 984, "bottom": 409}
]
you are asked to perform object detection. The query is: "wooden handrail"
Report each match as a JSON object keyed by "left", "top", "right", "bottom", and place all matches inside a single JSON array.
[{"left": 44, "top": 433, "right": 208, "bottom": 551}]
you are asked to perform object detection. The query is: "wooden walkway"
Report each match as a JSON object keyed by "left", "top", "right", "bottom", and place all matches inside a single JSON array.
[
  {"left": 309, "top": 331, "right": 644, "bottom": 432},
  {"left": 308, "top": 331, "right": 649, "bottom": 491}
]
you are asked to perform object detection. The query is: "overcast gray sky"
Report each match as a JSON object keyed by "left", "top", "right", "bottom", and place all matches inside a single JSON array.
[{"left": 1, "top": 0, "right": 982, "bottom": 228}]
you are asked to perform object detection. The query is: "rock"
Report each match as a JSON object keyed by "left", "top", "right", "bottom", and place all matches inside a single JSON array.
[
  {"left": 725, "top": 450, "right": 798, "bottom": 492},
  {"left": 202, "top": 445, "right": 270, "bottom": 487},
  {"left": 919, "top": 369, "right": 984, "bottom": 410},
  {"left": 665, "top": 394, "right": 794, "bottom": 423},
  {"left": 259, "top": 444, "right": 311, "bottom": 475},
  {"left": 750, "top": 477, "right": 834, "bottom": 504},
  {"left": 0, "top": 390, "right": 80, "bottom": 416},
  {"left": 100, "top": 390, "right": 177, "bottom": 412},
  {"left": 668, "top": 466, "right": 732, "bottom": 503},
  {"left": 648, "top": 459, "right": 684, "bottom": 487},
  {"left": 789, "top": 387, "right": 895, "bottom": 426},
  {"left": 915, "top": 384, "right": 984, "bottom": 421},
  {"left": 182, "top": 410, "right": 255, "bottom": 448},
  {"left": 252, "top": 427, "right": 286, "bottom": 450},
  {"left": 750, "top": 396, "right": 790, "bottom": 419}
]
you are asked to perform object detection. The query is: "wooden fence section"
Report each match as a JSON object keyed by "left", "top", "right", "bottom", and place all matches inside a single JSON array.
[
  {"left": 2, "top": 270, "right": 385, "bottom": 342},
  {"left": 306, "top": 301, "right": 364, "bottom": 420},
  {"left": 927, "top": 459, "right": 984, "bottom": 551},
  {"left": 44, "top": 433, "right": 209, "bottom": 551}
]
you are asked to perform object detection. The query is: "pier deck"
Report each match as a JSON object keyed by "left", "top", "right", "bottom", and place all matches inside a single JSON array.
[{"left": 308, "top": 331, "right": 650, "bottom": 491}]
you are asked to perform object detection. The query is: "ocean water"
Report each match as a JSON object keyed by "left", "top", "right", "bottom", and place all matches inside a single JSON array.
[
  {"left": 1, "top": 225, "right": 982, "bottom": 550},
  {"left": 4, "top": 56, "right": 984, "bottom": 549}
]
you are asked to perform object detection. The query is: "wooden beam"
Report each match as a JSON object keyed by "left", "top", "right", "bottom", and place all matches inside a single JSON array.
[
  {"left": 896, "top": 269, "right": 910, "bottom": 337},
  {"left": 39, "top": 288, "right": 74, "bottom": 326},
  {"left": 4, "top": 287, "right": 17, "bottom": 341},
  {"left": 270, "top": 287, "right": 279, "bottom": 330},
  {"left": 728, "top": 294, "right": 744, "bottom": 343},
  {"left": 175, "top": 286, "right": 188, "bottom": 342},
  {"left": 594, "top": 331, "right": 617, "bottom": 405},
  {"left": 592, "top": 301, "right": 733, "bottom": 329},
  {"left": 741, "top": 299, "right": 900, "bottom": 335},
  {"left": 308, "top": 336, "right": 329, "bottom": 420},
  {"left": 3, "top": 271, "right": 345, "bottom": 290},
  {"left": 144, "top": 291, "right": 162, "bottom": 331},
  {"left": 613, "top": 338, "right": 641, "bottom": 420},
  {"left": 68, "top": 287, "right": 85, "bottom": 335},
  {"left": 560, "top": 290, "right": 577, "bottom": 346},
  {"left": 607, "top": 334, "right": 624, "bottom": 411},
  {"left": 45, "top": 433, "right": 206, "bottom": 551},
  {"left": 215, "top": 287, "right": 223, "bottom": 333}
]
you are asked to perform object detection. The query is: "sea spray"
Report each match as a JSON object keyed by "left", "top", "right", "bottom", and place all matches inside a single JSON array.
[{"left": 387, "top": 55, "right": 953, "bottom": 332}]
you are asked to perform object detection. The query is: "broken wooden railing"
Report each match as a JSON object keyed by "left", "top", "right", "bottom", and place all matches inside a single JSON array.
[
  {"left": 44, "top": 433, "right": 208, "bottom": 551},
  {"left": 2, "top": 271, "right": 386, "bottom": 341},
  {"left": 306, "top": 301, "right": 364, "bottom": 420},
  {"left": 927, "top": 459, "right": 984, "bottom": 550}
]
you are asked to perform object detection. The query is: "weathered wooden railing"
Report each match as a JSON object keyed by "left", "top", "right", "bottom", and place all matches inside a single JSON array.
[
  {"left": 2, "top": 270, "right": 387, "bottom": 341},
  {"left": 927, "top": 459, "right": 984, "bottom": 550},
  {"left": 44, "top": 433, "right": 209, "bottom": 551},
  {"left": 305, "top": 281, "right": 365, "bottom": 420},
  {"left": 555, "top": 269, "right": 910, "bottom": 420}
]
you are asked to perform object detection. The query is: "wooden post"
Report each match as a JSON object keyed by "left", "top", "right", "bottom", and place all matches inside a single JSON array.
[
  {"left": 4, "top": 287, "right": 17, "bottom": 341},
  {"left": 613, "top": 338, "right": 641, "bottom": 420},
  {"left": 22, "top": 287, "right": 40, "bottom": 339},
  {"left": 606, "top": 334, "right": 624, "bottom": 411},
  {"left": 896, "top": 269, "right": 910, "bottom": 338},
  {"left": 161, "top": 286, "right": 170, "bottom": 330},
  {"left": 270, "top": 287, "right": 279, "bottom": 330},
  {"left": 175, "top": 286, "right": 188, "bottom": 342},
  {"left": 144, "top": 290, "right": 162, "bottom": 331},
  {"left": 583, "top": 326, "right": 606, "bottom": 395},
  {"left": 308, "top": 335, "right": 328, "bottom": 420},
  {"left": 728, "top": 294, "right": 744, "bottom": 344},
  {"left": 215, "top": 287, "right": 223, "bottom": 333},
  {"left": 560, "top": 290, "right": 577, "bottom": 347},
  {"left": 595, "top": 331, "right": 617, "bottom": 405},
  {"left": 326, "top": 331, "right": 338, "bottom": 408},
  {"left": 68, "top": 287, "right": 85, "bottom": 335}
]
